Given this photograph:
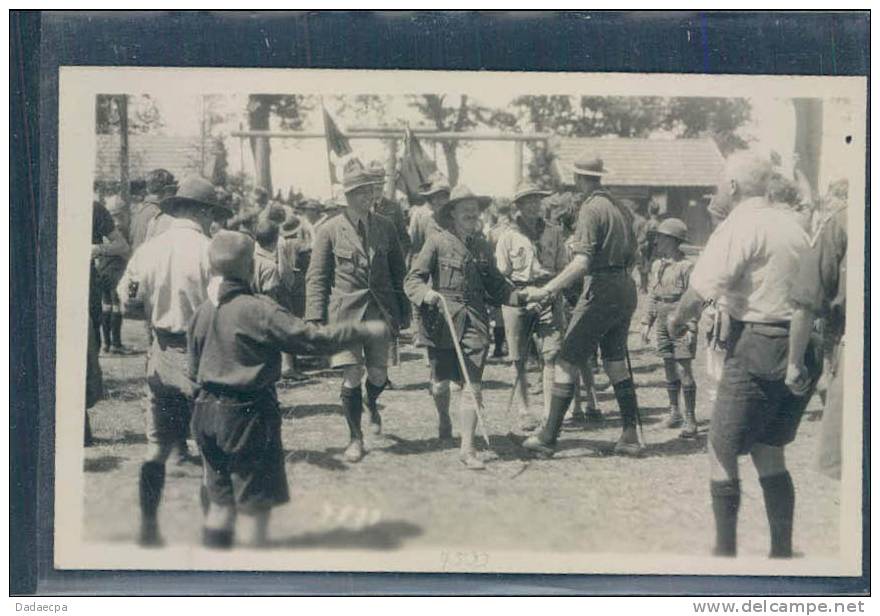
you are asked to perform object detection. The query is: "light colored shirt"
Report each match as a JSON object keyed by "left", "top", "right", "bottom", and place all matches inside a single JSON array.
[
  {"left": 117, "top": 217, "right": 212, "bottom": 334},
  {"left": 689, "top": 197, "right": 810, "bottom": 324},
  {"left": 495, "top": 219, "right": 567, "bottom": 284}
]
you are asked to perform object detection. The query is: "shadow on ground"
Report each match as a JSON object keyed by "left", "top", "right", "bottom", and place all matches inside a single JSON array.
[
  {"left": 286, "top": 448, "right": 349, "bottom": 472},
  {"left": 84, "top": 455, "right": 125, "bottom": 473},
  {"left": 283, "top": 404, "right": 341, "bottom": 419},
  {"left": 271, "top": 520, "right": 422, "bottom": 550}
]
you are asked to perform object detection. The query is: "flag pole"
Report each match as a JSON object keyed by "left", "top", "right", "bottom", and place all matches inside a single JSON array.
[{"left": 320, "top": 97, "right": 337, "bottom": 195}]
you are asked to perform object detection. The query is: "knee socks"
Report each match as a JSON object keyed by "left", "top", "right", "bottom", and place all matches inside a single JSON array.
[
  {"left": 666, "top": 380, "right": 681, "bottom": 409},
  {"left": 365, "top": 379, "right": 386, "bottom": 414},
  {"left": 340, "top": 385, "right": 363, "bottom": 441},
  {"left": 760, "top": 471, "right": 795, "bottom": 558},
  {"left": 612, "top": 379, "right": 640, "bottom": 431},
  {"left": 139, "top": 461, "right": 166, "bottom": 522},
  {"left": 710, "top": 479, "right": 741, "bottom": 556},
  {"left": 539, "top": 383, "right": 576, "bottom": 445}
]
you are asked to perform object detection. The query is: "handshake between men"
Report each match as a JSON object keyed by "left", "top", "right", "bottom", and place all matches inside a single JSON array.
[{"left": 422, "top": 287, "right": 547, "bottom": 312}]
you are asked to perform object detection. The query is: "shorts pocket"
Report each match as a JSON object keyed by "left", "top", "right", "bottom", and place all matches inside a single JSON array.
[{"left": 735, "top": 326, "right": 789, "bottom": 382}]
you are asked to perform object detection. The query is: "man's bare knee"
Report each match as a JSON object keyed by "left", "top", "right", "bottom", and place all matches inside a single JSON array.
[
  {"left": 604, "top": 358, "right": 630, "bottom": 384},
  {"left": 554, "top": 359, "right": 577, "bottom": 384},
  {"left": 366, "top": 366, "right": 387, "bottom": 387},
  {"left": 430, "top": 380, "right": 450, "bottom": 397},
  {"left": 751, "top": 444, "right": 786, "bottom": 477},
  {"left": 342, "top": 365, "right": 365, "bottom": 388},
  {"left": 145, "top": 442, "right": 175, "bottom": 463},
  {"left": 708, "top": 439, "right": 739, "bottom": 481}
]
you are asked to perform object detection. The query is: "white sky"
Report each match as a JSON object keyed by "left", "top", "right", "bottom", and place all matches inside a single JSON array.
[{"left": 144, "top": 92, "right": 854, "bottom": 199}]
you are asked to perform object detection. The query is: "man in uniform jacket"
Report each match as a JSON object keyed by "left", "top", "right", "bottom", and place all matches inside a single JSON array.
[
  {"left": 405, "top": 184, "right": 523, "bottom": 470},
  {"left": 305, "top": 158, "right": 410, "bottom": 463}
]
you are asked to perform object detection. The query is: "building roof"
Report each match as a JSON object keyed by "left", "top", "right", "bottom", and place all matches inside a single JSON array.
[
  {"left": 553, "top": 137, "right": 725, "bottom": 188},
  {"left": 95, "top": 134, "right": 203, "bottom": 183}
]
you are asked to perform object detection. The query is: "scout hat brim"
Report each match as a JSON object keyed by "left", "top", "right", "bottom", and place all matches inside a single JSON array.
[
  {"left": 159, "top": 194, "right": 233, "bottom": 220},
  {"left": 572, "top": 165, "right": 609, "bottom": 177},
  {"left": 513, "top": 187, "right": 552, "bottom": 203}
]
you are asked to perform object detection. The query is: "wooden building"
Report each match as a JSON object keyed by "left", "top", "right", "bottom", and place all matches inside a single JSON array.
[{"left": 552, "top": 137, "right": 725, "bottom": 245}]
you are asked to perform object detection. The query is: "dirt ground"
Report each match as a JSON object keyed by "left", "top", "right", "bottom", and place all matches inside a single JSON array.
[{"left": 83, "top": 299, "right": 840, "bottom": 559}]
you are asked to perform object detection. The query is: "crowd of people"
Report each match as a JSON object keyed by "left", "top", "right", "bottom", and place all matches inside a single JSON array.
[{"left": 86, "top": 147, "right": 849, "bottom": 557}]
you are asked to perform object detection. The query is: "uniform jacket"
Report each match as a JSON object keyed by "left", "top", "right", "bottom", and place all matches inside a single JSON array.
[
  {"left": 495, "top": 216, "right": 568, "bottom": 285},
  {"left": 569, "top": 189, "right": 638, "bottom": 273},
  {"left": 305, "top": 210, "right": 410, "bottom": 333},
  {"left": 644, "top": 256, "right": 697, "bottom": 327},
  {"left": 405, "top": 225, "right": 519, "bottom": 350}
]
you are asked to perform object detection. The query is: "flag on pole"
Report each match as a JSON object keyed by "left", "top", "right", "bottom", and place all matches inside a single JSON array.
[
  {"left": 398, "top": 127, "right": 438, "bottom": 204},
  {"left": 321, "top": 107, "right": 352, "bottom": 185}
]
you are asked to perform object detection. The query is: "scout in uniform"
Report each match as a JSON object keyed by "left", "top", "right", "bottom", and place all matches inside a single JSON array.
[
  {"left": 187, "top": 231, "right": 386, "bottom": 548},
  {"left": 404, "top": 185, "right": 523, "bottom": 470},
  {"left": 369, "top": 160, "right": 412, "bottom": 258},
  {"left": 407, "top": 174, "right": 451, "bottom": 351},
  {"left": 128, "top": 168, "right": 177, "bottom": 255},
  {"left": 787, "top": 191, "right": 847, "bottom": 480},
  {"left": 522, "top": 154, "right": 643, "bottom": 457},
  {"left": 276, "top": 201, "right": 318, "bottom": 380},
  {"left": 639, "top": 218, "right": 699, "bottom": 438},
  {"left": 305, "top": 158, "right": 410, "bottom": 463},
  {"left": 495, "top": 182, "right": 569, "bottom": 431},
  {"left": 668, "top": 152, "right": 819, "bottom": 558},
  {"left": 91, "top": 198, "right": 131, "bottom": 353},
  {"left": 252, "top": 217, "right": 281, "bottom": 300},
  {"left": 117, "top": 175, "right": 232, "bottom": 546},
  {"left": 486, "top": 197, "right": 513, "bottom": 358}
]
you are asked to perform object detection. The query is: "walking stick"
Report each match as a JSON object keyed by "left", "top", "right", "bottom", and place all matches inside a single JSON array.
[
  {"left": 623, "top": 345, "right": 646, "bottom": 445},
  {"left": 437, "top": 296, "right": 492, "bottom": 449}
]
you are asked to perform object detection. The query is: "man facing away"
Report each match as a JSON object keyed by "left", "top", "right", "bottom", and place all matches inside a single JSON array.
[{"left": 117, "top": 175, "right": 232, "bottom": 546}]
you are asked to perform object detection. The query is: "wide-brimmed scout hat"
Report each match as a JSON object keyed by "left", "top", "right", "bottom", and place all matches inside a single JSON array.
[
  {"left": 297, "top": 199, "right": 323, "bottom": 213},
  {"left": 146, "top": 168, "right": 177, "bottom": 194},
  {"left": 342, "top": 158, "right": 384, "bottom": 194},
  {"left": 512, "top": 181, "right": 552, "bottom": 204},
  {"left": 442, "top": 184, "right": 492, "bottom": 213},
  {"left": 159, "top": 175, "right": 232, "bottom": 220},
  {"left": 419, "top": 172, "right": 451, "bottom": 198},
  {"left": 572, "top": 153, "right": 610, "bottom": 177},
  {"left": 656, "top": 217, "right": 688, "bottom": 243}
]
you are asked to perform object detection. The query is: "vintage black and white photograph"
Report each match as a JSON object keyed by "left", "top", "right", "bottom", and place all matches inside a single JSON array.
[{"left": 52, "top": 66, "right": 865, "bottom": 575}]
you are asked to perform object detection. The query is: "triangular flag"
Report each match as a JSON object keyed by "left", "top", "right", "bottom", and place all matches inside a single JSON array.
[
  {"left": 398, "top": 128, "right": 438, "bottom": 204},
  {"left": 323, "top": 108, "right": 352, "bottom": 158}
]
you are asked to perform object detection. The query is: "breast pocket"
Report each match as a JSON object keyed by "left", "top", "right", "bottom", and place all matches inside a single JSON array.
[
  {"left": 334, "top": 248, "right": 358, "bottom": 276},
  {"left": 509, "top": 246, "right": 528, "bottom": 272},
  {"left": 438, "top": 257, "right": 466, "bottom": 290}
]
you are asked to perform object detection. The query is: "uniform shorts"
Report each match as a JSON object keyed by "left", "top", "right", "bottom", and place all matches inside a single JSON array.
[
  {"left": 330, "top": 303, "right": 395, "bottom": 368},
  {"left": 654, "top": 306, "right": 697, "bottom": 360},
  {"left": 709, "top": 321, "right": 820, "bottom": 461},
  {"left": 559, "top": 272, "right": 637, "bottom": 365},
  {"left": 192, "top": 389, "right": 289, "bottom": 513},
  {"left": 427, "top": 324, "right": 487, "bottom": 385},
  {"left": 144, "top": 334, "right": 196, "bottom": 445},
  {"left": 502, "top": 297, "right": 564, "bottom": 362}
]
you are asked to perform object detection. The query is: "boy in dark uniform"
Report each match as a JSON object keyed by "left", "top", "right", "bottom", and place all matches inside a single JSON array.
[
  {"left": 305, "top": 158, "right": 410, "bottom": 463},
  {"left": 405, "top": 185, "right": 523, "bottom": 469},
  {"left": 522, "top": 154, "right": 643, "bottom": 457},
  {"left": 640, "top": 218, "right": 699, "bottom": 438},
  {"left": 188, "top": 231, "right": 385, "bottom": 548}
]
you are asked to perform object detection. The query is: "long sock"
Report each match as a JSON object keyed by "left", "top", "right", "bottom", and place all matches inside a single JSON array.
[
  {"left": 340, "top": 385, "right": 363, "bottom": 441},
  {"left": 493, "top": 327, "right": 505, "bottom": 353},
  {"left": 139, "top": 461, "right": 166, "bottom": 521},
  {"left": 100, "top": 310, "right": 112, "bottom": 348},
  {"left": 202, "top": 527, "right": 234, "bottom": 549},
  {"left": 365, "top": 379, "right": 386, "bottom": 414},
  {"left": 110, "top": 312, "right": 123, "bottom": 348},
  {"left": 432, "top": 386, "right": 451, "bottom": 433},
  {"left": 683, "top": 384, "right": 697, "bottom": 415},
  {"left": 759, "top": 472, "right": 795, "bottom": 558},
  {"left": 710, "top": 479, "right": 741, "bottom": 556},
  {"left": 666, "top": 380, "right": 681, "bottom": 409},
  {"left": 539, "top": 383, "right": 576, "bottom": 445},
  {"left": 612, "top": 378, "right": 639, "bottom": 431}
]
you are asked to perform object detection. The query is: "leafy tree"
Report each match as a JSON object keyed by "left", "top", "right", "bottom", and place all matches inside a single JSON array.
[
  {"left": 95, "top": 94, "right": 164, "bottom": 134},
  {"left": 246, "top": 94, "right": 315, "bottom": 194},
  {"left": 665, "top": 97, "right": 752, "bottom": 155}
]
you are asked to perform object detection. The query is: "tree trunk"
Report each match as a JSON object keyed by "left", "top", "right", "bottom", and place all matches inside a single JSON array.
[
  {"left": 441, "top": 141, "right": 460, "bottom": 186},
  {"left": 248, "top": 95, "right": 273, "bottom": 195},
  {"left": 792, "top": 98, "right": 823, "bottom": 203},
  {"left": 117, "top": 95, "right": 130, "bottom": 207}
]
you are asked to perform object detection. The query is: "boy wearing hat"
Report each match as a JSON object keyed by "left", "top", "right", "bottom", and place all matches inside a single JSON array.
[
  {"left": 129, "top": 168, "right": 177, "bottom": 254},
  {"left": 485, "top": 197, "right": 513, "bottom": 358},
  {"left": 495, "top": 182, "right": 569, "bottom": 431},
  {"left": 252, "top": 217, "right": 281, "bottom": 300},
  {"left": 277, "top": 202, "right": 317, "bottom": 380},
  {"left": 117, "top": 175, "right": 232, "bottom": 546},
  {"left": 188, "top": 231, "right": 386, "bottom": 548},
  {"left": 522, "top": 154, "right": 643, "bottom": 457},
  {"left": 639, "top": 218, "right": 699, "bottom": 438},
  {"left": 305, "top": 158, "right": 410, "bottom": 463},
  {"left": 368, "top": 160, "right": 412, "bottom": 258},
  {"left": 405, "top": 185, "right": 524, "bottom": 469}
]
